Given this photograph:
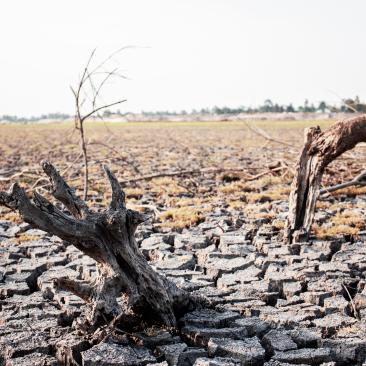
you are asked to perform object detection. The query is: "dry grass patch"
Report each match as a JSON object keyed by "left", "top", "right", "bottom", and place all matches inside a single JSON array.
[
  {"left": 218, "top": 181, "right": 253, "bottom": 195},
  {"left": 10, "top": 234, "right": 41, "bottom": 245},
  {"left": 124, "top": 187, "right": 144, "bottom": 199},
  {"left": 254, "top": 175, "right": 290, "bottom": 189},
  {"left": 316, "top": 201, "right": 330, "bottom": 209},
  {"left": 242, "top": 202, "right": 275, "bottom": 221},
  {"left": 272, "top": 219, "right": 286, "bottom": 230},
  {"left": 252, "top": 211, "right": 276, "bottom": 220},
  {"left": 166, "top": 197, "right": 210, "bottom": 207},
  {"left": 228, "top": 200, "right": 246, "bottom": 210},
  {"left": 327, "top": 200, "right": 366, "bottom": 211},
  {"left": 247, "top": 187, "right": 289, "bottom": 203},
  {"left": 331, "top": 211, "right": 365, "bottom": 229},
  {"left": 150, "top": 177, "right": 187, "bottom": 196},
  {"left": 313, "top": 224, "right": 359, "bottom": 240},
  {"left": 1, "top": 211, "right": 22, "bottom": 224},
  {"left": 330, "top": 186, "right": 366, "bottom": 197},
  {"left": 159, "top": 206, "right": 205, "bottom": 229}
]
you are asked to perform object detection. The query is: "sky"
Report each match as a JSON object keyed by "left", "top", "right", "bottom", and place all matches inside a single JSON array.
[{"left": 1, "top": 0, "right": 366, "bottom": 116}]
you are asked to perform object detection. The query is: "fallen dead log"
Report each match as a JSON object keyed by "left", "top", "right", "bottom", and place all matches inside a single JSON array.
[
  {"left": 285, "top": 115, "right": 366, "bottom": 243},
  {"left": 0, "top": 161, "right": 199, "bottom": 328},
  {"left": 120, "top": 165, "right": 288, "bottom": 185},
  {"left": 119, "top": 167, "right": 248, "bottom": 184},
  {"left": 320, "top": 170, "right": 366, "bottom": 195}
]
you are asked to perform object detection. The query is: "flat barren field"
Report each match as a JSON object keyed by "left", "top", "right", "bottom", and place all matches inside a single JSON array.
[
  {"left": 1, "top": 120, "right": 365, "bottom": 234},
  {"left": 1, "top": 119, "right": 366, "bottom": 365}
]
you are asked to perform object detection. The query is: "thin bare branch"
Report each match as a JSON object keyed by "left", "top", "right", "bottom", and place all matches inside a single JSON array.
[
  {"left": 78, "top": 48, "right": 97, "bottom": 95},
  {"left": 92, "top": 68, "right": 120, "bottom": 109},
  {"left": 80, "top": 99, "right": 127, "bottom": 123},
  {"left": 88, "top": 46, "right": 136, "bottom": 75},
  {"left": 244, "top": 121, "right": 297, "bottom": 148}
]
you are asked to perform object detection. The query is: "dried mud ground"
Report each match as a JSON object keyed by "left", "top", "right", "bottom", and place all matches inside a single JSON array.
[{"left": 1, "top": 120, "right": 366, "bottom": 365}]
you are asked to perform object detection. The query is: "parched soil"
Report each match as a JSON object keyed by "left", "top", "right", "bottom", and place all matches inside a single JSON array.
[{"left": 1, "top": 120, "right": 366, "bottom": 365}]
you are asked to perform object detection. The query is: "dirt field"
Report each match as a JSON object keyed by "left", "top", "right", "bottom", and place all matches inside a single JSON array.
[
  {"left": 1, "top": 119, "right": 365, "bottom": 236},
  {"left": 1, "top": 119, "right": 366, "bottom": 365}
]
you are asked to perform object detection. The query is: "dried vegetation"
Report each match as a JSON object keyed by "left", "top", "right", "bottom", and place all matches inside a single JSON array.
[{"left": 0, "top": 119, "right": 365, "bottom": 239}]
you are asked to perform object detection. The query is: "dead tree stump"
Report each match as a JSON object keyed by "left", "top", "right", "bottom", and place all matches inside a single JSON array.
[
  {"left": 285, "top": 115, "right": 366, "bottom": 243},
  {"left": 0, "top": 162, "right": 197, "bottom": 327}
]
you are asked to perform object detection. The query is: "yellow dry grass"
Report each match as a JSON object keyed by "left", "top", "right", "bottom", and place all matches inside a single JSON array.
[
  {"left": 10, "top": 234, "right": 41, "bottom": 244},
  {"left": 159, "top": 206, "right": 206, "bottom": 229},
  {"left": 331, "top": 211, "right": 365, "bottom": 229},
  {"left": 313, "top": 224, "right": 359, "bottom": 240},
  {"left": 218, "top": 182, "right": 253, "bottom": 195},
  {"left": 246, "top": 187, "right": 290, "bottom": 203},
  {"left": 272, "top": 220, "right": 286, "bottom": 230},
  {"left": 330, "top": 186, "right": 366, "bottom": 197},
  {"left": 166, "top": 197, "right": 210, "bottom": 207},
  {"left": 150, "top": 177, "right": 187, "bottom": 196},
  {"left": 316, "top": 201, "right": 330, "bottom": 210},
  {"left": 1, "top": 211, "right": 22, "bottom": 224},
  {"left": 252, "top": 211, "right": 276, "bottom": 220},
  {"left": 124, "top": 187, "right": 144, "bottom": 199},
  {"left": 228, "top": 200, "right": 245, "bottom": 210}
]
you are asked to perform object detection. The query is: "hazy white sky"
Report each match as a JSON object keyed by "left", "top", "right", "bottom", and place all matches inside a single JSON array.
[{"left": 1, "top": 0, "right": 365, "bottom": 116}]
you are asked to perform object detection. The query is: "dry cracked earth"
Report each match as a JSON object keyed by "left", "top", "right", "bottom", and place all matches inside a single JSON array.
[
  {"left": 1, "top": 120, "right": 366, "bottom": 365},
  {"left": 1, "top": 196, "right": 366, "bottom": 365}
]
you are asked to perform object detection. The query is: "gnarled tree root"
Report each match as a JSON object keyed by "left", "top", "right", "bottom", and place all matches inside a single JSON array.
[
  {"left": 285, "top": 115, "right": 366, "bottom": 243},
  {"left": 0, "top": 161, "right": 199, "bottom": 328}
]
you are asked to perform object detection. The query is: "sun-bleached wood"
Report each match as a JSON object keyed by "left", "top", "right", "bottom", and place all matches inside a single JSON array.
[{"left": 285, "top": 115, "right": 366, "bottom": 243}]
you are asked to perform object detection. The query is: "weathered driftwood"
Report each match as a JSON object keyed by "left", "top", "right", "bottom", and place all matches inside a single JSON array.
[
  {"left": 320, "top": 170, "right": 366, "bottom": 195},
  {"left": 285, "top": 115, "right": 366, "bottom": 243},
  {"left": 0, "top": 161, "right": 197, "bottom": 327}
]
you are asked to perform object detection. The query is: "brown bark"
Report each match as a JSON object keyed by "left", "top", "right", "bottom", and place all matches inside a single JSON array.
[
  {"left": 285, "top": 115, "right": 366, "bottom": 243},
  {"left": 0, "top": 161, "right": 197, "bottom": 327}
]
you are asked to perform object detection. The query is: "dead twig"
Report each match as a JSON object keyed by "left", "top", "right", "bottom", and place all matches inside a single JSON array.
[
  {"left": 29, "top": 152, "right": 85, "bottom": 191},
  {"left": 89, "top": 140, "right": 141, "bottom": 174},
  {"left": 0, "top": 170, "right": 41, "bottom": 182},
  {"left": 342, "top": 282, "right": 360, "bottom": 320},
  {"left": 244, "top": 121, "right": 297, "bottom": 148},
  {"left": 246, "top": 166, "right": 284, "bottom": 181}
]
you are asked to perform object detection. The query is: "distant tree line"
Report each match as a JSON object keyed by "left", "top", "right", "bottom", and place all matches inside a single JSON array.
[
  {"left": 0, "top": 112, "right": 70, "bottom": 123},
  {"left": 141, "top": 97, "right": 366, "bottom": 115},
  {"left": 2, "top": 97, "right": 366, "bottom": 122}
]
